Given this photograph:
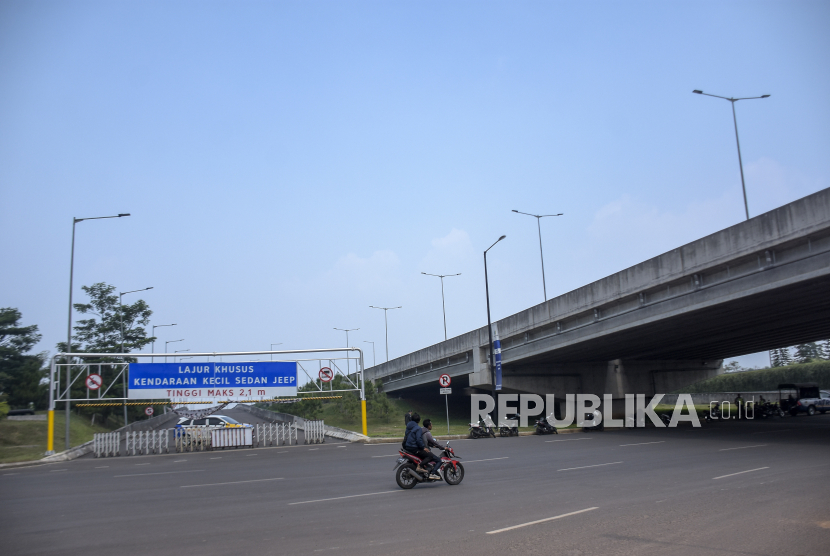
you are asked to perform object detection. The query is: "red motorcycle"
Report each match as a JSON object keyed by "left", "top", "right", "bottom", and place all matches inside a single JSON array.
[{"left": 394, "top": 442, "right": 465, "bottom": 489}]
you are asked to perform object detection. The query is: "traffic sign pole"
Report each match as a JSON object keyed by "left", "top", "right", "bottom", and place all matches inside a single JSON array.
[
  {"left": 439, "top": 374, "right": 452, "bottom": 433},
  {"left": 445, "top": 391, "right": 450, "bottom": 434}
]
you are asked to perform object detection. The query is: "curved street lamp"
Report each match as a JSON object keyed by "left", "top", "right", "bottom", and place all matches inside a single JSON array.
[
  {"left": 421, "top": 272, "right": 461, "bottom": 340},
  {"left": 512, "top": 210, "right": 563, "bottom": 301}
]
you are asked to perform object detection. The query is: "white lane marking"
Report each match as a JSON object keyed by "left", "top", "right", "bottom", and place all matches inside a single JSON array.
[
  {"left": 338, "top": 446, "right": 346, "bottom": 448},
  {"left": 719, "top": 444, "right": 768, "bottom": 451},
  {"left": 135, "top": 463, "right": 151, "bottom": 466},
  {"left": 546, "top": 438, "right": 592, "bottom": 443},
  {"left": 174, "top": 460, "right": 187, "bottom": 462},
  {"left": 372, "top": 454, "right": 401, "bottom": 458},
  {"left": 713, "top": 467, "right": 770, "bottom": 480},
  {"left": 115, "top": 470, "right": 204, "bottom": 478},
  {"left": 49, "top": 469, "right": 67, "bottom": 472},
  {"left": 464, "top": 457, "right": 509, "bottom": 463},
  {"left": 277, "top": 451, "right": 288, "bottom": 454},
  {"left": 210, "top": 457, "right": 222, "bottom": 460},
  {"left": 620, "top": 441, "right": 665, "bottom": 447},
  {"left": 558, "top": 462, "right": 622, "bottom": 472},
  {"left": 289, "top": 490, "right": 400, "bottom": 505},
  {"left": 752, "top": 429, "right": 791, "bottom": 435},
  {"left": 3, "top": 473, "right": 20, "bottom": 476},
  {"left": 246, "top": 454, "right": 258, "bottom": 457},
  {"left": 487, "top": 507, "right": 599, "bottom": 534},
  {"left": 309, "top": 448, "right": 319, "bottom": 451},
  {"left": 181, "top": 477, "right": 283, "bottom": 488},
  {"left": 95, "top": 466, "right": 109, "bottom": 469}
]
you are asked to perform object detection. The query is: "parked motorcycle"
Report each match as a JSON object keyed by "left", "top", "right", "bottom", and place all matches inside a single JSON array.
[
  {"left": 499, "top": 413, "right": 520, "bottom": 437},
  {"left": 394, "top": 442, "right": 464, "bottom": 489},
  {"left": 469, "top": 416, "right": 496, "bottom": 439},
  {"left": 535, "top": 414, "right": 559, "bottom": 435},
  {"left": 704, "top": 402, "right": 721, "bottom": 421}
]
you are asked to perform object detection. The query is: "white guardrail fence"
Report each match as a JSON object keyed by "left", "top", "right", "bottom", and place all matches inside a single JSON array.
[
  {"left": 93, "top": 422, "right": 307, "bottom": 457},
  {"left": 304, "top": 420, "right": 325, "bottom": 444}
]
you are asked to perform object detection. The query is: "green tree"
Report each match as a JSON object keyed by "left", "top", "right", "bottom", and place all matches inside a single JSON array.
[
  {"left": 55, "top": 283, "right": 154, "bottom": 426},
  {"left": 770, "top": 349, "right": 782, "bottom": 368},
  {"left": 779, "top": 347, "right": 793, "bottom": 366},
  {"left": 0, "top": 308, "right": 47, "bottom": 409},
  {"left": 366, "top": 380, "right": 392, "bottom": 422},
  {"left": 794, "top": 343, "right": 820, "bottom": 364}
]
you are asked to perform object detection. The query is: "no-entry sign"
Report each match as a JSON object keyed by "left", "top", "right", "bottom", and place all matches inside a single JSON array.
[
  {"left": 85, "top": 374, "right": 102, "bottom": 390},
  {"left": 319, "top": 367, "right": 334, "bottom": 382},
  {"left": 439, "top": 374, "right": 451, "bottom": 387}
]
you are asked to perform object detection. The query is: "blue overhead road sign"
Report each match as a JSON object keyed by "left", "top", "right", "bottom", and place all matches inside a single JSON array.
[{"left": 128, "top": 361, "right": 297, "bottom": 401}]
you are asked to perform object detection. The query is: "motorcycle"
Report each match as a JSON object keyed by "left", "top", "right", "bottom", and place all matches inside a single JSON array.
[
  {"left": 704, "top": 402, "right": 722, "bottom": 421},
  {"left": 499, "top": 413, "right": 520, "bottom": 437},
  {"left": 535, "top": 414, "right": 559, "bottom": 435},
  {"left": 394, "top": 442, "right": 465, "bottom": 489},
  {"left": 469, "top": 416, "right": 496, "bottom": 439}
]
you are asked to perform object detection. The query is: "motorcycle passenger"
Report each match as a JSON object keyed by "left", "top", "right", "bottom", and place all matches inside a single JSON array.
[
  {"left": 421, "top": 419, "right": 443, "bottom": 479},
  {"left": 403, "top": 413, "right": 435, "bottom": 476}
]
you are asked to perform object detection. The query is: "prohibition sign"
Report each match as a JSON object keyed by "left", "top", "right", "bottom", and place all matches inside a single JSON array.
[
  {"left": 319, "top": 367, "right": 334, "bottom": 382},
  {"left": 85, "top": 374, "right": 103, "bottom": 390},
  {"left": 439, "top": 374, "right": 451, "bottom": 387},
  {"left": 145, "top": 407, "right": 154, "bottom": 416}
]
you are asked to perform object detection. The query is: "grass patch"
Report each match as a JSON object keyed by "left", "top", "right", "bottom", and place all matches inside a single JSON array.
[{"left": 0, "top": 411, "right": 116, "bottom": 463}]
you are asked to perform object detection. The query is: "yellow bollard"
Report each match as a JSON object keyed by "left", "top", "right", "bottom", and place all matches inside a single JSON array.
[
  {"left": 47, "top": 410, "right": 55, "bottom": 453},
  {"left": 361, "top": 400, "right": 368, "bottom": 436}
]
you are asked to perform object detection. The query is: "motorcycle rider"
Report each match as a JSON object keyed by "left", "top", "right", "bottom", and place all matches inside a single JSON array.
[
  {"left": 421, "top": 419, "right": 443, "bottom": 479},
  {"left": 403, "top": 413, "right": 437, "bottom": 477}
]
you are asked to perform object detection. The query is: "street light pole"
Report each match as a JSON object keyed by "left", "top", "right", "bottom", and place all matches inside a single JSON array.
[
  {"left": 484, "top": 235, "right": 506, "bottom": 392},
  {"left": 334, "top": 328, "right": 358, "bottom": 375},
  {"left": 151, "top": 324, "right": 176, "bottom": 363},
  {"left": 165, "top": 339, "right": 184, "bottom": 363},
  {"left": 119, "top": 286, "right": 152, "bottom": 426},
  {"left": 512, "top": 210, "right": 562, "bottom": 301},
  {"left": 421, "top": 272, "right": 461, "bottom": 340},
  {"left": 270, "top": 343, "right": 282, "bottom": 361},
  {"left": 175, "top": 349, "right": 190, "bottom": 363},
  {"left": 693, "top": 90, "right": 770, "bottom": 220},
  {"left": 63, "top": 213, "right": 129, "bottom": 450},
  {"left": 369, "top": 306, "right": 401, "bottom": 362},
  {"left": 363, "top": 341, "right": 376, "bottom": 368}
]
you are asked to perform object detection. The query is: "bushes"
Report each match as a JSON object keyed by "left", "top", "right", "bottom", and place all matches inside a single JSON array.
[{"left": 678, "top": 361, "right": 830, "bottom": 393}]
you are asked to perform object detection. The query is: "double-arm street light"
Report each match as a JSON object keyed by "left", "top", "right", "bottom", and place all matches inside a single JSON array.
[
  {"left": 334, "top": 328, "right": 358, "bottom": 374},
  {"left": 64, "top": 213, "right": 130, "bottom": 449},
  {"left": 693, "top": 89, "right": 770, "bottom": 220},
  {"left": 421, "top": 272, "right": 461, "bottom": 340},
  {"left": 512, "top": 210, "right": 562, "bottom": 301},
  {"left": 151, "top": 324, "right": 177, "bottom": 363},
  {"left": 369, "top": 306, "right": 401, "bottom": 363},
  {"left": 484, "top": 235, "right": 506, "bottom": 391},
  {"left": 119, "top": 286, "right": 152, "bottom": 426}
]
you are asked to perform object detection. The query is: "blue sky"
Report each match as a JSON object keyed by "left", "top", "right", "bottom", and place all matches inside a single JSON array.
[{"left": 1, "top": 1, "right": 828, "bottom": 372}]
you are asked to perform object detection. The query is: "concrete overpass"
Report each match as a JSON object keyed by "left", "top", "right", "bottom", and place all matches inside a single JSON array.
[{"left": 366, "top": 188, "right": 830, "bottom": 406}]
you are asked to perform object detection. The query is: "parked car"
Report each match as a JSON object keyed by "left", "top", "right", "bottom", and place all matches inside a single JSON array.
[
  {"left": 778, "top": 383, "right": 830, "bottom": 416},
  {"left": 176, "top": 415, "right": 247, "bottom": 428}
]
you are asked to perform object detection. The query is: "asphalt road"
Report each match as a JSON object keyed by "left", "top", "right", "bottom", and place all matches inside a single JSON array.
[{"left": 3, "top": 416, "right": 829, "bottom": 556}]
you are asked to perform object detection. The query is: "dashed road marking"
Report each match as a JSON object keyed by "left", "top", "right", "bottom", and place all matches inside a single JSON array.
[
  {"left": 464, "top": 457, "right": 509, "bottom": 463},
  {"left": 487, "top": 507, "right": 599, "bottom": 534},
  {"left": 719, "top": 444, "right": 767, "bottom": 451},
  {"left": 115, "top": 470, "right": 204, "bottom": 478},
  {"left": 181, "top": 477, "right": 283, "bottom": 488},
  {"left": 289, "top": 490, "right": 400, "bottom": 505},
  {"left": 546, "top": 438, "right": 592, "bottom": 443},
  {"left": 620, "top": 441, "right": 665, "bottom": 447},
  {"left": 372, "top": 454, "right": 400, "bottom": 458},
  {"left": 558, "top": 462, "right": 622, "bottom": 472},
  {"left": 713, "top": 467, "right": 769, "bottom": 480}
]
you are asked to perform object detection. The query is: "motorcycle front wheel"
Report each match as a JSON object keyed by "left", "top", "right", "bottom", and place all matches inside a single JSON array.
[
  {"left": 395, "top": 464, "right": 418, "bottom": 489},
  {"left": 499, "top": 427, "right": 508, "bottom": 437},
  {"left": 444, "top": 463, "right": 465, "bottom": 485}
]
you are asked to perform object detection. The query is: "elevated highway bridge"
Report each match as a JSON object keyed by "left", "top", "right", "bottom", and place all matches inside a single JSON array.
[{"left": 366, "top": 188, "right": 830, "bottom": 407}]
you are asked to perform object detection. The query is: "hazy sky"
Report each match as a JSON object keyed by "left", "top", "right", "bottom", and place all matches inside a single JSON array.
[{"left": 2, "top": 1, "right": 828, "bottom": 373}]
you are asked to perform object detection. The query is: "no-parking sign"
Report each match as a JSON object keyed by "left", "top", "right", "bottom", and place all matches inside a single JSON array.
[{"left": 439, "top": 374, "right": 451, "bottom": 387}]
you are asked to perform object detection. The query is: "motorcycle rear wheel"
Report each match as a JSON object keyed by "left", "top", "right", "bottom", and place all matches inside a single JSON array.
[
  {"left": 395, "top": 464, "right": 418, "bottom": 489},
  {"left": 444, "top": 463, "right": 464, "bottom": 485}
]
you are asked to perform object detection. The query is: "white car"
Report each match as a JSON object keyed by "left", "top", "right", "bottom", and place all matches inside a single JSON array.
[{"left": 175, "top": 415, "right": 246, "bottom": 428}]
